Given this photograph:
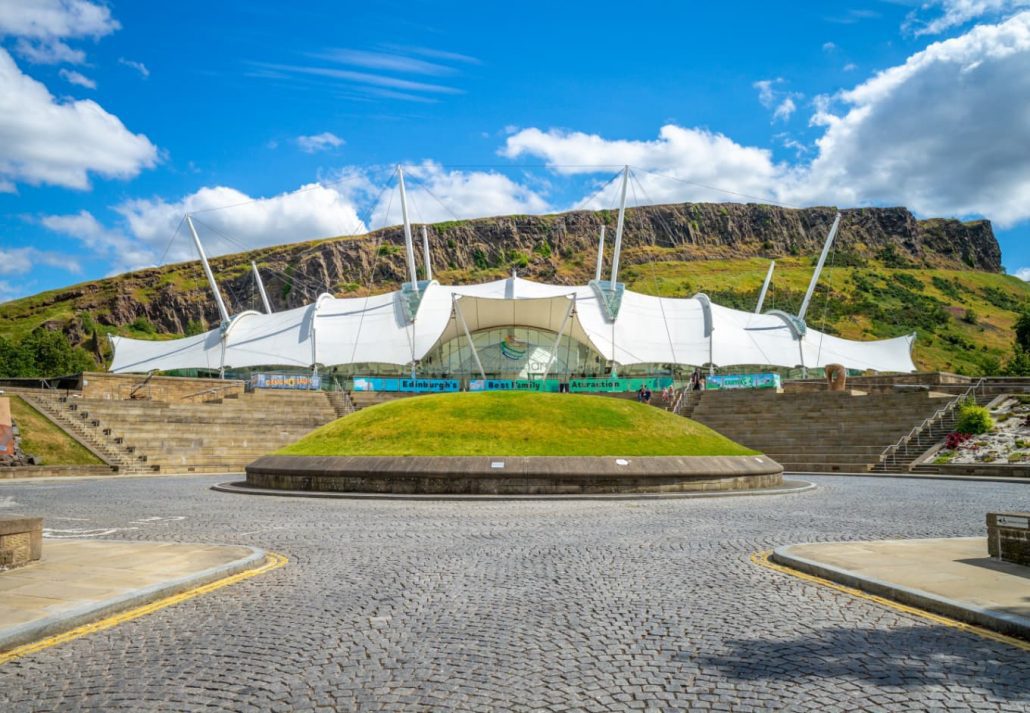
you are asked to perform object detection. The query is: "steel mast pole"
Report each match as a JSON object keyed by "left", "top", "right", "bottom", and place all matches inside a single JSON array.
[
  {"left": 397, "top": 167, "right": 420, "bottom": 298},
  {"left": 251, "top": 261, "right": 273, "bottom": 314},
  {"left": 609, "top": 165, "right": 630, "bottom": 286},
  {"left": 754, "top": 260, "right": 775, "bottom": 314},
  {"left": 799, "top": 212, "right": 841, "bottom": 322},
  {"left": 594, "top": 225, "right": 606, "bottom": 282},
  {"left": 421, "top": 225, "right": 432, "bottom": 282},
  {"left": 186, "top": 214, "right": 230, "bottom": 325}
]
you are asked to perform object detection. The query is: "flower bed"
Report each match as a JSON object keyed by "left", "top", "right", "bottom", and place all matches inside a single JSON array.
[{"left": 934, "top": 396, "right": 1030, "bottom": 465}]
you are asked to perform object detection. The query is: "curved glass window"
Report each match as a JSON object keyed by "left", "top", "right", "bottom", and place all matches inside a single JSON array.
[{"left": 422, "top": 327, "right": 606, "bottom": 379}]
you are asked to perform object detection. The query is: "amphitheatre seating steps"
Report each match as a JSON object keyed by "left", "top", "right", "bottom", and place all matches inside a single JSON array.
[
  {"left": 22, "top": 389, "right": 341, "bottom": 473},
  {"left": 687, "top": 389, "right": 955, "bottom": 473}
]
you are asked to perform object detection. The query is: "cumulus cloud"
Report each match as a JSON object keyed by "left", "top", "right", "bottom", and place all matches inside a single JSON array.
[
  {"left": 371, "top": 161, "right": 550, "bottom": 226},
  {"left": 773, "top": 97, "right": 796, "bottom": 121},
  {"left": 0, "top": 0, "right": 119, "bottom": 65},
  {"left": 0, "top": 245, "right": 80, "bottom": 278},
  {"left": 58, "top": 67, "right": 93, "bottom": 88},
  {"left": 905, "top": 0, "right": 1030, "bottom": 35},
  {"left": 40, "top": 181, "right": 374, "bottom": 274},
  {"left": 501, "top": 125, "right": 786, "bottom": 205},
  {"left": 800, "top": 11, "right": 1030, "bottom": 225},
  {"left": 0, "top": 48, "right": 158, "bottom": 189},
  {"left": 1015, "top": 266, "right": 1030, "bottom": 280},
  {"left": 296, "top": 131, "right": 344, "bottom": 154}
]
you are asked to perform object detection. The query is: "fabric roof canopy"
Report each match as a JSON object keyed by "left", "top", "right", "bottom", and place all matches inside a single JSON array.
[{"left": 109, "top": 275, "right": 916, "bottom": 374}]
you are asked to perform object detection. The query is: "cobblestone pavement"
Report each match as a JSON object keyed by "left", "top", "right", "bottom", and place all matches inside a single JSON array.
[{"left": 0, "top": 474, "right": 1028, "bottom": 712}]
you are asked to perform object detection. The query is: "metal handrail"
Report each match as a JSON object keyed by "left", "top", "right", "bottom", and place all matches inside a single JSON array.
[
  {"left": 179, "top": 382, "right": 242, "bottom": 403},
  {"left": 878, "top": 377, "right": 985, "bottom": 466}
]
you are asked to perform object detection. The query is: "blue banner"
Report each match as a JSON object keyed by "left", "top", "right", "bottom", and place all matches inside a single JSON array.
[
  {"left": 705, "top": 373, "right": 781, "bottom": 391},
  {"left": 352, "top": 377, "right": 460, "bottom": 393}
]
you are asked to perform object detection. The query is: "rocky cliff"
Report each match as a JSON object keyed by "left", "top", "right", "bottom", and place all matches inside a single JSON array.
[{"left": 1, "top": 202, "right": 1002, "bottom": 344}]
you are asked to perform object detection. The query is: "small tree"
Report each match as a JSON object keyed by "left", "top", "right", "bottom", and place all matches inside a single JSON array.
[
  {"left": 955, "top": 403, "right": 993, "bottom": 434},
  {"left": 1016, "top": 308, "right": 1030, "bottom": 353}
]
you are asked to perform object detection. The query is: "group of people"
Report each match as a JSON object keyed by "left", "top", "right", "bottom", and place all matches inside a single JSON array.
[{"left": 636, "top": 369, "right": 706, "bottom": 405}]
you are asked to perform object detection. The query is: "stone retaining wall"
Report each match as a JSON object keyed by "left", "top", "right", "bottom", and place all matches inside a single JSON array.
[
  {"left": 0, "top": 517, "right": 42, "bottom": 570},
  {"left": 80, "top": 372, "right": 245, "bottom": 402},
  {"left": 987, "top": 512, "right": 1030, "bottom": 566},
  {"left": 246, "top": 455, "right": 783, "bottom": 495}
]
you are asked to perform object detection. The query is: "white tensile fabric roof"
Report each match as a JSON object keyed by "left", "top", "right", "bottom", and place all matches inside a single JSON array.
[{"left": 108, "top": 276, "right": 916, "bottom": 374}]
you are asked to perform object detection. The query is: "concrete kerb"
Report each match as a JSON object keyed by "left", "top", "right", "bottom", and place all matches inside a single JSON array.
[
  {"left": 0, "top": 542, "right": 266, "bottom": 653},
  {"left": 771, "top": 544, "right": 1030, "bottom": 641},
  {"left": 212, "top": 479, "right": 816, "bottom": 501},
  {"left": 788, "top": 470, "right": 1030, "bottom": 485}
]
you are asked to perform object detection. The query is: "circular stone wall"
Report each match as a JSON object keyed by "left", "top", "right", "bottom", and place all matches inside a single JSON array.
[{"left": 244, "top": 455, "right": 783, "bottom": 495}]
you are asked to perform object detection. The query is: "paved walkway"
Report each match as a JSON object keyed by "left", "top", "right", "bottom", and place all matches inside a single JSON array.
[
  {"left": 774, "top": 537, "right": 1030, "bottom": 638},
  {"left": 0, "top": 473, "right": 1028, "bottom": 711},
  {"left": 0, "top": 540, "right": 263, "bottom": 651}
]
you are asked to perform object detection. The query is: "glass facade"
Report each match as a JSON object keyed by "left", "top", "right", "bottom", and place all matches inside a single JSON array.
[{"left": 421, "top": 327, "right": 606, "bottom": 379}]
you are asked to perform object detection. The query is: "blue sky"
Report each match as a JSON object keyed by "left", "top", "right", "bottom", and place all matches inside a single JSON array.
[{"left": 2, "top": 0, "right": 1030, "bottom": 302}]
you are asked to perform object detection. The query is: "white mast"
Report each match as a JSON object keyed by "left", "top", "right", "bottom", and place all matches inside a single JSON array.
[
  {"left": 251, "top": 261, "right": 273, "bottom": 314},
  {"left": 186, "top": 214, "right": 230, "bottom": 325},
  {"left": 609, "top": 165, "right": 630, "bottom": 286},
  {"left": 798, "top": 212, "right": 841, "bottom": 321},
  {"left": 397, "top": 166, "right": 420, "bottom": 298},
  {"left": 754, "top": 260, "right": 775, "bottom": 314},
  {"left": 421, "top": 225, "right": 432, "bottom": 282},
  {"left": 594, "top": 225, "right": 606, "bottom": 281}
]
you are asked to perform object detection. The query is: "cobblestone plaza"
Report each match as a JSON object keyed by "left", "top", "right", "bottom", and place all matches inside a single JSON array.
[{"left": 1, "top": 474, "right": 1028, "bottom": 712}]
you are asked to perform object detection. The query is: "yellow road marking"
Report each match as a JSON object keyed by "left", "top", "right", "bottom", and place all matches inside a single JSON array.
[
  {"left": 751, "top": 550, "right": 1030, "bottom": 652},
  {"left": 0, "top": 552, "right": 287, "bottom": 666}
]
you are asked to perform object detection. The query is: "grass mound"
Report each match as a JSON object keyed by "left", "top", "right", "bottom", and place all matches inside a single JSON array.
[
  {"left": 9, "top": 396, "right": 103, "bottom": 466},
  {"left": 277, "top": 392, "right": 758, "bottom": 457}
]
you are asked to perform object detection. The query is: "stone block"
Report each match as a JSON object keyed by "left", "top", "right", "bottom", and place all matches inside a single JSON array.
[
  {"left": 987, "top": 512, "right": 1030, "bottom": 566},
  {"left": 0, "top": 516, "right": 43, "bottom": 570}
]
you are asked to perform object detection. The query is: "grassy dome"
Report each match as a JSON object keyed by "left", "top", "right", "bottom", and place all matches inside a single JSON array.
[{"left": 277, "top": 392, "right": 758, "bottom": 457}]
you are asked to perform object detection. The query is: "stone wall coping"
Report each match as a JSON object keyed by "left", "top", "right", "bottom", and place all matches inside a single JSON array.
[
  {"left": 0, "top": 516, "right": 42, "bottom": 537},
  {"left": 248, "top": 454, "right": 782, "bottom": 481}
]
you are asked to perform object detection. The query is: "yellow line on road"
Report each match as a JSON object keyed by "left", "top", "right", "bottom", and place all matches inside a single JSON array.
[
  {"left": 0, "top": 552, "right": 287, "bottom": 666},
  {"left": 751, "top": 550, "right": 1030, "bottom": 652}
]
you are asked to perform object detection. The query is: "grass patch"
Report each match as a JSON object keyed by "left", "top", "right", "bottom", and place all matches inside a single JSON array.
[
  {"left": 278, "top": 392, "right": 758, "bottom": 457},
  {"left": 9, "top": 396, "right": 103, "bottom": 466}
]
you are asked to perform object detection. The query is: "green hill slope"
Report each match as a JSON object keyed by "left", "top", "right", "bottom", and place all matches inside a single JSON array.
[{"left": 277, "top": 392, "right": 758, "bottom": 457}]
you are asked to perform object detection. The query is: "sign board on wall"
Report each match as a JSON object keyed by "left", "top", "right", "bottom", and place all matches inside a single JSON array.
[
  {"left": 568, "top": 377, "right": 673, "bottom": 393},
  {"left": 468, "top": 379, "right": 560, "bottom": 392},
  {"left": 352, "top": 377, "right": 460, "bottom": 393},
  {"left": 705, "top": 373, "right": 781, "bottom": 391},
  {"left": 251, "top": 373, "right": 321, "bottom": 390}
]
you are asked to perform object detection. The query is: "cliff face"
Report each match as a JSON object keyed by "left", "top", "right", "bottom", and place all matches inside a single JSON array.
[{"left": 2, "top": 202, "right": 1002, "bottom": 342}]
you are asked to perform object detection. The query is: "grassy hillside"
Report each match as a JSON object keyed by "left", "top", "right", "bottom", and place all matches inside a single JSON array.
[
  {"left": 9, "top": 396, "right": 103, "bottom": 466},
  {"left": 277, "top": 392, "right": 758, "bottom": 457}
]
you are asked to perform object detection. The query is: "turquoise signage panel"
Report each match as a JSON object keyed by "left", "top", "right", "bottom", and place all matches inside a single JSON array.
[
  {"left": 352, "top": 377, "right": 460, "bottom": 393},
  {"left": 568, "top": 377, "right": 673, "bottom": 393},
  {"left": 468, "top": 379, "right": 560, "bottom": 392},
  {"left": 704, "top": 373, "right": 781, "bottom": 390},
  {"left": 251, "top": 373, "right": 321, "bottom": 390}
]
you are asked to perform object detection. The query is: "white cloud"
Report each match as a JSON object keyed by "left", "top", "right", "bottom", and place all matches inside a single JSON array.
[
  {"left": 13, "top": 37, "right": 83, "bottom": 64},
  {"left": 800, "top": 11, "right": 1030, "bottom": 225},
  {"left": 773, "top": 97, "right": 796, "bottom": 121},
  {"left": 371, "top": 161, "right": 550, "bottom": 226},
  {"left": 58, "top": 66, "right": 93, "bottom": 88},
  {"left": 0, "top": 48, "right": 158, "bottom": 189},
  {"left": 501, "top": 125, "right": 786, "bottom": 205},
  {"left": 843, "top": 62, "right": 858, "bottom": 71},
  {"left": 822, "top": 41, "right": 837, "bottom": 52},
  {"left": 1015, "top": 266, "right": 1030, "bottom": 280},
  {"left": 0, "top": 0, "right": 119, "bottom": 65},
  {"left": 753, "top": 78, "right": 781, "bottom": 107},
  {"left": 118, "top": 57, "right": 149, "bottom": 77},
  {"left": 296, "top": 131, "right": 344, "bottom": 154},
  {"left": 0, "top": 0, "right": 118, "bottom": 39},
  {"left": 906, "top": 1, "right": 1030, "bottom": 35},
  {"left": 0, "top": 245, "right": 80, "bottom": 276}
]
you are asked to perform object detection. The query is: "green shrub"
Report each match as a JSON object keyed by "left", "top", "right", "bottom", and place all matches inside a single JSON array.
[{"left": 955, "top": 404, "right": 994, "bottom": 434}]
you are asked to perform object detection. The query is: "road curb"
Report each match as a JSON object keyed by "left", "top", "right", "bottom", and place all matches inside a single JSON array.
[
  {"left": 788, "top": 471, "right": 1030, "bottom": 484},
  {"left": 771, "top": 544, "right": 1030, "bottom": 641},
  {"left": 0, "top": 543, "right": 267, "bottom": 655},
  {"left": 212, "top": 479, "right": 816, "bottom": 501}
]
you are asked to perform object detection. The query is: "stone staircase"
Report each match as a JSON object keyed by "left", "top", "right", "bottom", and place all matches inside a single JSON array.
[
  {"left": 686, "top": 389, "right": 957, "bottom": 473},
  {"left": 23, "top": 389, "right": 341, "bottom": 473}
]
